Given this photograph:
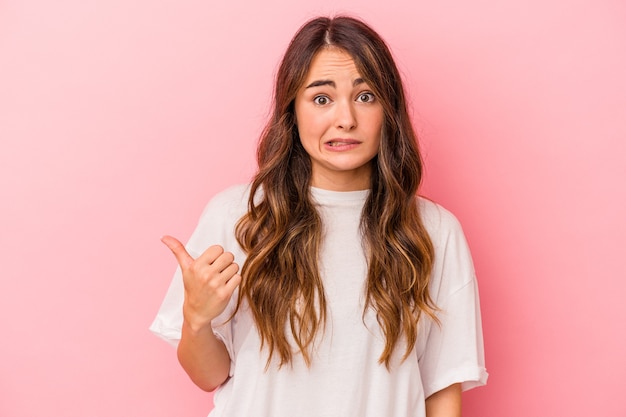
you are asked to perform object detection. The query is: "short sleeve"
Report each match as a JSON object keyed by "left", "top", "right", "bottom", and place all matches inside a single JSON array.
[
  {"left": 149, "top": 184, "right": 250, "bottom": 374},
  {"left": 418, "top": 200, "right": 488, "bottom": 398}
]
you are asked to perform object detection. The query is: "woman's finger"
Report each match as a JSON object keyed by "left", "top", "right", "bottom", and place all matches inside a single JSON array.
[{"left": 161, "top": 235, "right": 194, "bottom": 269}]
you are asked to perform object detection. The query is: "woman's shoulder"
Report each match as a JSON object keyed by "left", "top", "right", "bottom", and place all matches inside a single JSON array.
[
  {"left": 417, "top": 196, "right": 464, "bottom": 239},
  {"left": 198, "top": 183, "right": 253, "bottom": 220},
  {"left": 209, "top": 183, "right": 252, "bottom": 203}
]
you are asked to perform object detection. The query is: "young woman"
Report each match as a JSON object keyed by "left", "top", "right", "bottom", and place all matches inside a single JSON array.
[{"left": 151, "top": 16, "right": 487, "bottom": 417}]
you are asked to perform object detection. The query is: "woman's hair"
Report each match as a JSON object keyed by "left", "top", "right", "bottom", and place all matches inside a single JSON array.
[{"left": 235, "top": 15, "right": 436, "bottom": 368}]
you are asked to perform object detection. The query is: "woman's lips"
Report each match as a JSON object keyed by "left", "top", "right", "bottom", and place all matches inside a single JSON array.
[{"left": 324, "top": 138, "right": 361, "bottom": 150}]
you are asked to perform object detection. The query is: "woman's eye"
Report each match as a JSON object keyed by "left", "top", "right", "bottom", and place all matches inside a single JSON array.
[
  {"left": 313, "top": 95, "right": 330, "bottom": 105},
  {"left": 357, "top": 92, "right": 376, "bottom": 103}
]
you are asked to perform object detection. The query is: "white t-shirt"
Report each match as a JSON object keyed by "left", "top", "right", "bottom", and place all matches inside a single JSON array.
[{"left": 150, "top": 184, "right": 488, "bottom": 417}]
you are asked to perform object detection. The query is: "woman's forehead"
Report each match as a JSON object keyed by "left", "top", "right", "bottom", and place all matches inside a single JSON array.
[{"left": 303, "top": 48, "right": 363, "bottom": 84}]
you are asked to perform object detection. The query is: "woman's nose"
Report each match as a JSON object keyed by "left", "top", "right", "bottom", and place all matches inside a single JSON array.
[{"left": 334, "top": 100, "right": 357, "bottom": 130}]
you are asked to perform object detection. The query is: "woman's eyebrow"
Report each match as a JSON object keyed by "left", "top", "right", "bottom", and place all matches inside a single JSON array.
[
  {"left": 305, "top": 79, "right": 334, "bottom": 88},
  {"left": 305, "top": 78, "right": 366, "bottom": 89}
]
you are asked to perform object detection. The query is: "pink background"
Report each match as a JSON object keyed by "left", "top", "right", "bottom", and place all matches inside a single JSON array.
[{"left": 1, "top": 0, "right": 625, "bottom": 416}]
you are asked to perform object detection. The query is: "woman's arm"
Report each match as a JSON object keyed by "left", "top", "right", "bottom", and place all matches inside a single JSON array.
[
  {"left": 177, "top": 319, "right": 231, "bottom": 391},
  {"left": 425, "top": 383, "right": 462, "bottom": 417}
]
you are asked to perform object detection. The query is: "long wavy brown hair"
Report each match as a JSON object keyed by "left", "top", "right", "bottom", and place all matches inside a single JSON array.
[{"left": 235, "top": 16, "right": 436, "bottom": 369}]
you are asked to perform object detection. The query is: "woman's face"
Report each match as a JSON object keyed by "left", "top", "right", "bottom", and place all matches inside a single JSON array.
[{"left": 294, "top": 47, "right": 384, "bottom": 191}]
